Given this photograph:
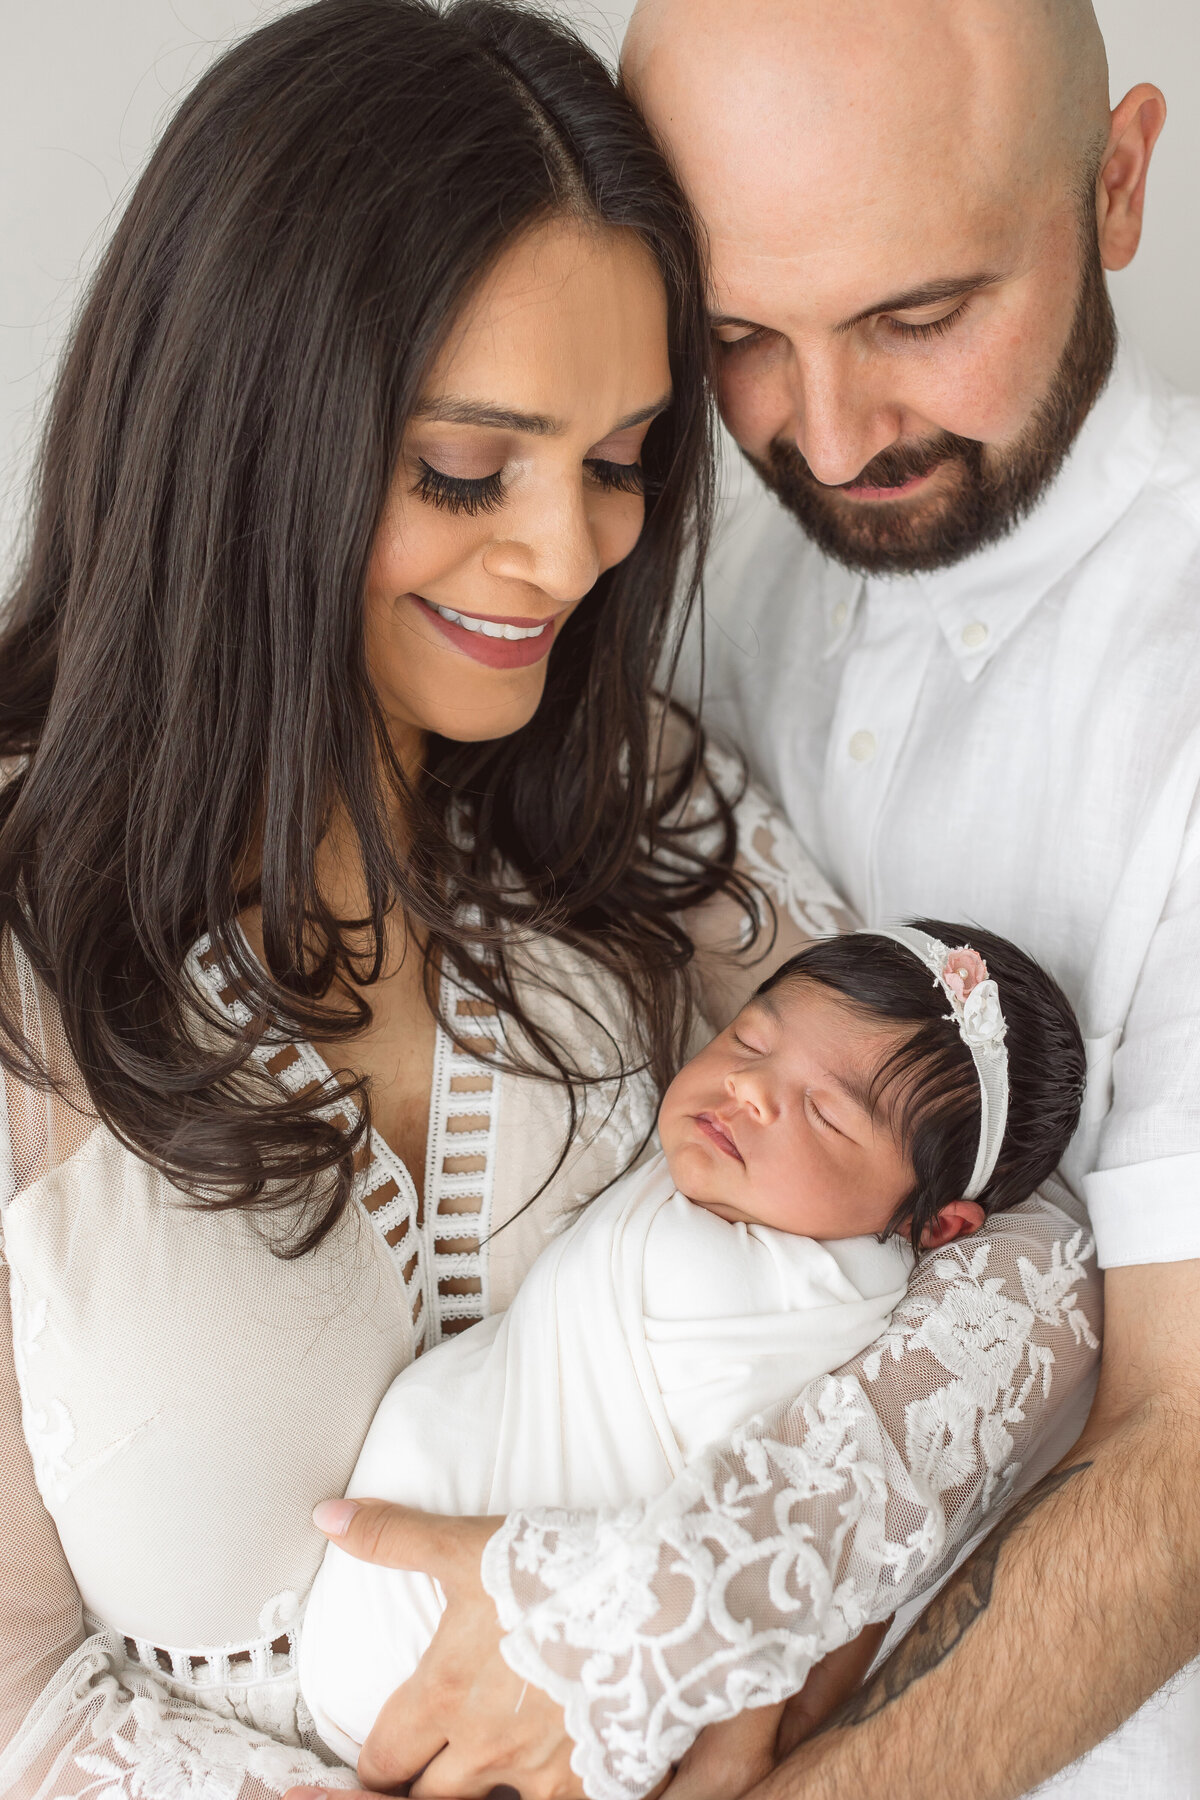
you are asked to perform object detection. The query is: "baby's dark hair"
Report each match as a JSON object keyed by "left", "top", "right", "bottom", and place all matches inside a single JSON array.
[{"left": 757, "top": 919, "right": 1086, "bottom": 1251}]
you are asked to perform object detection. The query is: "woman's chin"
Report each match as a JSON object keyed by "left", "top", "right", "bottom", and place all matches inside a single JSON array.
[{"left": 402, "top": 684, "right": 549, "bottom": 746}]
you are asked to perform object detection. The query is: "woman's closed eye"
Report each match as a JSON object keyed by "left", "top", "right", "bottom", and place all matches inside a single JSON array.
[
  {"left": 414, "top": 456, "right": 645, "bottom": 516},
  {"left": 415, "top": 459, "right": 505, "bottom": 516},
  {"left": 585, "top": 457, "right": 645, "bottom": 496}
]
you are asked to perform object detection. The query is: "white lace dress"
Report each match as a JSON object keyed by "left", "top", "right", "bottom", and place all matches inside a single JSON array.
[{"left": 0, "top": 769, "right": 1101, "bottom": 1800}]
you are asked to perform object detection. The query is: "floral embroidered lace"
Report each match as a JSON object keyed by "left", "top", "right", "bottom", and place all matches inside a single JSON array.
[{"left": 481, "top": 1189, "right": 1100, "bottom": 1800}]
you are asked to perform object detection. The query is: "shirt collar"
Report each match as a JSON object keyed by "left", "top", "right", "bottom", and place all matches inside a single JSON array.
[{"left": 832, "top": 341, "right": 1172, "bottom": 679}]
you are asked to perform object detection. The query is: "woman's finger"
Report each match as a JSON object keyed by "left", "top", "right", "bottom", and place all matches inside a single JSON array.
[
  {"left": 311, "top": 1498, "right": 500, "bottom": 1580},
  {"left": 775, "top": 1620, "right": 892, "bottom": 1756},
  {"left": 411, "top": 1739, "right": 584, "bottom": 1800},
  {"left": 665, "top": 1703, "right": 784, "bottom": 1800},
  {"left": 355, "top": 1670, "right": 452, "bottom": 1792},
  {"left": 281, "top": 1789, "right": 377, "bottom": 1799}
]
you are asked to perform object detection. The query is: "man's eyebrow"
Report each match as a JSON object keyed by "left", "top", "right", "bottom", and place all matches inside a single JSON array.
[
  {"left": 833, "top": 272, "right": 1004, "bottom": 336},
  {"left": 414, "top": 393, "right": 672, "bottom": 436}
]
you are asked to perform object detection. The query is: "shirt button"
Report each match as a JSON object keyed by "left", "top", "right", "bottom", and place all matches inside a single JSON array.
[
  {"left": 832, "top": 600, "right": 849, "bottom": 630},
  {"left": 961, "top": 620, "right": 989, "bottom": 650},
  {"left": 848, "top": 729, "right": 877, "bottom": 763}
]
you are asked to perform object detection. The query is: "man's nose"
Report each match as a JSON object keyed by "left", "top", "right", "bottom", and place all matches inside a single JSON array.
[
  {"left": 788, "top": 342, "right": 901, "bottom": 488},
  {"left": 482, "top": 482, "right": 601, "bottom": 605}
]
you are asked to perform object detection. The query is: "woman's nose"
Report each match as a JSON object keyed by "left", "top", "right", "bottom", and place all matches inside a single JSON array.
[{"left": 483, "top": 483, "right": 601, "bottom": 605}]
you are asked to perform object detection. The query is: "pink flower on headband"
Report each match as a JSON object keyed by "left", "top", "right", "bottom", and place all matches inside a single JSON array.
[{"left": 941, "top": 946, "right": 989, "bottom": 1003}]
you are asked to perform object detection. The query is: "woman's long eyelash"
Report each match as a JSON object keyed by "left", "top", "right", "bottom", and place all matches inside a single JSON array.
[
  {"left": 414, "top": 458, "right": 506, "bottom": 517},
  {"left": 884, "top": 302, "right": 970, "bottom": 343},
  {"left": 585, "top": 458, "right": 646, "bottom": 496}
]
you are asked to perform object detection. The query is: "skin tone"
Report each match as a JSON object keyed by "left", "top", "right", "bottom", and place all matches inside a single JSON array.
[
  {"left": 252, "top": 216, "right": 670, "bottom": 1186},
  {"left": 289, "top": 10, "right": 1178, "bottom": 1800},
  {"left": 625, "top": 0, "right": 1164, "bottom": 540},
  {"left": 659, "top": 983, "right": 982, "bottom": 1248}
]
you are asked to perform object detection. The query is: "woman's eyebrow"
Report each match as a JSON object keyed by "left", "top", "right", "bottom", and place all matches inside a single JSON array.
[{"left": 414, "top": 394, "right": 673, "bottom": 436}]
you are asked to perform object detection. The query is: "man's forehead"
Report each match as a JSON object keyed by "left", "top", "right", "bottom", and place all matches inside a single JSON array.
[
  {"left": 625, "top": 0, "right": 1105, "bottom": 294},
  {"left": 703, "top": 193, "right": 1024, "bottom": 330}
]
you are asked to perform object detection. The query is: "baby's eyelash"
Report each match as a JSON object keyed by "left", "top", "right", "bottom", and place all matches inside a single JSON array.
[
  {"left": 414, "top": 459, "right": 506, "bottom": 517},
  {"left": 883, "top": 302, "right": 970, "bottom": 343},
  {"left": 586, "top": 458, "right": 646, "bottom": 496},
  {"left": 806, "top": 1092, "right": 837, "bottom": 1132}
]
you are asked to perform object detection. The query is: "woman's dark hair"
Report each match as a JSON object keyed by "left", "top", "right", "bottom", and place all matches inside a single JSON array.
[
  {"left": 0, "top": 0, "right": 745, "bottom": 1252},
  {"left": 759, "top": 919, "right": 1086, "bottom": 1250}
]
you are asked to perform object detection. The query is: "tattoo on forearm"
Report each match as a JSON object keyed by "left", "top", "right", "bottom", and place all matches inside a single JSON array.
[{"left": 813, "top": 1460, "right": 1094, "bottom": 1736}]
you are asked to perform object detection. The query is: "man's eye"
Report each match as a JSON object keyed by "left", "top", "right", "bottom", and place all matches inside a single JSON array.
[
  {"left": 714, "top": 327, "right": 767, "bottom": 356},
  {"left": 881, "top": 302, "right": 970, "bottom": 343}
]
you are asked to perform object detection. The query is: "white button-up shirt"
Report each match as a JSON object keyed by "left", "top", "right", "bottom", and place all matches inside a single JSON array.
[{"left": 685, "top": 344, "right": 1200, "bottom": 1270}]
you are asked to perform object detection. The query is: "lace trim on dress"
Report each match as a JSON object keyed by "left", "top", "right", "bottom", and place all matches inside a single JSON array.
[{"left": 421, "top": 991, "right": 503, "bottom": 1344}]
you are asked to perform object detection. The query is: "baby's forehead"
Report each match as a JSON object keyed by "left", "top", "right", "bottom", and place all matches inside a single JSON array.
[
  {"left": 747, "top": 979, "right": 911, "bottom": 1106},
  {"left": 751, "top": 976, "right": 886, "bottom": 1037}
]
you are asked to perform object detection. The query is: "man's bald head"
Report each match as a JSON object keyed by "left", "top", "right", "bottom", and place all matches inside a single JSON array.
[
  {"left": 625, "top": 0, "right": 1110, "bottom": 261},
  {"left": 622, "top": 0, "right": 1162, "bottom": 576}
]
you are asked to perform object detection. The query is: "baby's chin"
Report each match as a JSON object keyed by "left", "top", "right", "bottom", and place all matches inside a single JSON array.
[{"left": 686, "top": 1196, "right": 762, "bottom": 1226}]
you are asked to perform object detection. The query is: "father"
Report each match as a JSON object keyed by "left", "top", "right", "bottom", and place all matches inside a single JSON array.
[{"left": 626, "top": 0, "right": 1200, "bottom": 1794}]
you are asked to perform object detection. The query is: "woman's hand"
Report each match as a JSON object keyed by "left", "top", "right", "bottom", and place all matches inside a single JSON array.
[
  {"left": 663, "top": 1620, "right": 890, "bottom": 1800},
  {"left": 285, "top": 1499, "right": 584, "bottom": 1800}
]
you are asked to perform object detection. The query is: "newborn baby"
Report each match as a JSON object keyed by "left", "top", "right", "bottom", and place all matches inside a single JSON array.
[{"left": 300, "top": 919, "right": 1085, "bottom": 1766}]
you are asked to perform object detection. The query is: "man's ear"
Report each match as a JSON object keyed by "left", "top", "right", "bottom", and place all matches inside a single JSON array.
[
  {"left": 920, "top": 1200, "right": 987, "bottom": 1251},
  {"left": 1097, "top": 83, "right": 1168, "bottom": 273}
]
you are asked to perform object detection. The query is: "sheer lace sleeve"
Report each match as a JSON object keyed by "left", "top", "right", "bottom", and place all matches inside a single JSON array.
[
  {"left": 674, "top": 734, "right": 854, "bottom": 1029},
  {"left": 481, "top": 1182, "right": 1102, "bottom": 1800},
  {"left": 0, "top": 944, "right": 358, "bottom": 1800}
]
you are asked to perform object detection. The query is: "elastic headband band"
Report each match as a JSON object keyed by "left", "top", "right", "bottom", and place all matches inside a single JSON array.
[{"left": 867, "top": 925, "right": 1010, "bottom": 1202}]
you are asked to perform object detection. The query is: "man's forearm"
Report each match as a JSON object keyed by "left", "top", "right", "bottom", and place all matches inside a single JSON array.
[{"left": 754, "top": 1399, "right": 1200, "bottom": 1800}]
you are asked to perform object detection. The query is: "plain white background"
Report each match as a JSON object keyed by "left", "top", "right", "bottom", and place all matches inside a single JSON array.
[{"left": 1, "top": 0, "right": 1196, "bottom": 574}]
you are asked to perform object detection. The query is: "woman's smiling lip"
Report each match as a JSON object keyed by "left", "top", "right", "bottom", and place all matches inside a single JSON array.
[
  {"left": 412, "top": 593, "right": 563, "bottom": 670},
  {"left": 694, "top": 1111, "right": 744, "bottom": 1164}
]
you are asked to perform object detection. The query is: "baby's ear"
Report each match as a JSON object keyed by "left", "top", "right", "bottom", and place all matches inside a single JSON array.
[{"left": 920, "top": 1200, "right": 987, "bottom": 1250}]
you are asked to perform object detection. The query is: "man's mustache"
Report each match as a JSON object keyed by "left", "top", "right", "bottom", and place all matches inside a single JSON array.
[{"left": 766, "top": 429, "right": 983, "bottom": 494}]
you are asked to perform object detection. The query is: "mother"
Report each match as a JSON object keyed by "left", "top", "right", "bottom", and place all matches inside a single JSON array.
[
  {"left": 0, "top": 4, "right": 1098, "bottom": 1800},
  {"left": 0, "top": 0, "right": 838, "bottom": 1791}
]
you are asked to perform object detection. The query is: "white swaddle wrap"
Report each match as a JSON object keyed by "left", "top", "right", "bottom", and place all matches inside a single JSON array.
[{"left": 300, "top": 1152, "right": 911, "bottom": 1764}]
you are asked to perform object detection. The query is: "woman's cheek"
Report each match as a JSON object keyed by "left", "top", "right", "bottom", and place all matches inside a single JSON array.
[
  {"left": 593, "top": 492, "right": 648, "bottom": 574},
  {"left": 369, "top": 496, "right": 481, "bottom": 599}
]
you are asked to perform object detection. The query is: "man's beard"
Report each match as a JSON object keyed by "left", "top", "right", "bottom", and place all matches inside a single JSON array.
[{"left": 745, "top": 227, "right": 1117, "bottom": 577}]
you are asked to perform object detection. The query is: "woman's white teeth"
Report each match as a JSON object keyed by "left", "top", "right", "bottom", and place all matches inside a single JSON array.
[{"left": 426, "top": 599, "right": 547, "bottom": 640}]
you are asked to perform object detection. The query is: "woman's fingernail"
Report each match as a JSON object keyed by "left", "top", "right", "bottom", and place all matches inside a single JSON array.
[{"left": 313, "top": 1498, "right": 358, "bottom": 1537}]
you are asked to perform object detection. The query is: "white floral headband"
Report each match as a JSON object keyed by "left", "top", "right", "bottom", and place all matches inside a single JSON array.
[{"left": 869, "top": 925, "right": 1010, "bottom": 1201}]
